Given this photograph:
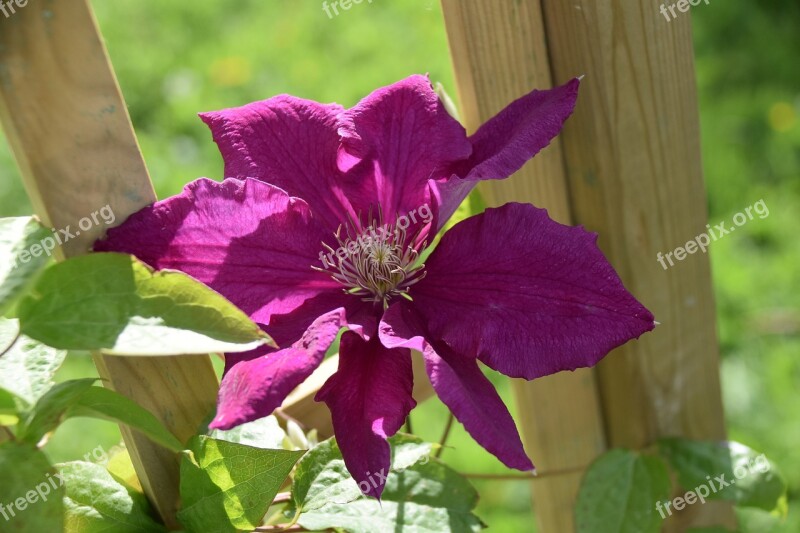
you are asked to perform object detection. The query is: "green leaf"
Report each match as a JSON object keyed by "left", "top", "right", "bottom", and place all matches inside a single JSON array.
[
  {"left": 59, "top": 461, "right": 166, "bottom": 533},
  {"left": 735, "top": 506, "right": 784, "bottom": 533},
  {"left": 575, "top": 448, "right": 671, "bottom": 533},
  {"left": 63, "top": 386, "right": 184, "bottom": 452},
  {"left": 0, "top": 388, "right": 18, "bottom": 426},
  {"left": 177, "top": 436, "right": 304, "bottom": 533},
  {"left": 389, "top": 433, "right": 435, "bottom": 471},
  {"left": 0, "top": 216, "right": 53, "bottom": 313},
  {"left": 209, "top": 415, "right": 286, "bottom": 449},
  {"left": 289, "top": 436, "right": 482, "bottom": 533},
  {"left": 17, "top": 252, "right": 274, "bottom": 356},
  {"left": 290, "top": 434, "right": 433, "bottom": 514},
  {"left": 657, "top": 438, "right": 787, "bottom": 513},
  {"left": 0, "top": 441, "right": 64, "bottom": 531},
  {"left": 0, "top": 317, "right": 66, "bottom": 410},
  {"left": 19, "top": 381, "right": 182, "bottom": 452},
  {"left": 18, "top": 378, "right": 97, "bottom": 445}
]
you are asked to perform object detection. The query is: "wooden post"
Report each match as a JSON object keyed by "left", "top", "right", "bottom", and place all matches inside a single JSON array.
[
  {"left": 540, "top": 1, "right": 733, "bottom": 529},
  {"left": 0, "top": 3, "right": 436, "bottom": 527},
  {"left": 0, "top": 1, "right": 217, "bottom": 527},
  {"left": 440, "top": 0, "right": 733, "bottom": 530},
  {"left": 440, "top": 3, "right": 606, "bottom": 532}
]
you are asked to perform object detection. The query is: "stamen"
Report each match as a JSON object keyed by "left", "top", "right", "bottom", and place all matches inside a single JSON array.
[{"left": 312, "top": 208, "right": 428, "bottom": 308}]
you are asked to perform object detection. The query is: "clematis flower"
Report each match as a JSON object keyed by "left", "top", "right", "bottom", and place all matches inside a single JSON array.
[{"left": 95, "top": 75, "right": 654, "bottom": 498}]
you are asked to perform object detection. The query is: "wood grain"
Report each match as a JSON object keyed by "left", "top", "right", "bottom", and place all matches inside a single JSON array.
[
  {"left": 0, "top": 1, "right": 217, "bottom": 527},
  {"left": 441, "top": 2, "right": 607, "bottom": 531},
  {"left": 441, "top": 0, "right": 732, "bottom": 530},
  {"left": 540, "top": 1, "right": 732, "bottom": 529}
]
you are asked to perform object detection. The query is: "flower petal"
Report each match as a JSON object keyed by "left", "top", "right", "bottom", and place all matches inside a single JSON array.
[
  {"left": 434, "top": 78, "right": 580, "bottom": 228},
  {"left": 338, "top": 75, "right": 472, "bottom": 221},
  {"left": 423, "top": 342, "right": 534, "bottom": 471},
  {"left": 410, "top": 202, "right": 655, "bottom": 379},
  {"left": 316, "top": 332, "right": 415, "bottom": 499},
  {"left": 95, "top": 178, "right": 339, "bottom": 326},
  {"left": 200, "top": 96, "right": 355, "bottom": 231},
  {"left": 380, "top": 305, "right": 533, "bottom": 470},
  {"left": 210, "top": 308, "right": 346, "bottom": 431}
]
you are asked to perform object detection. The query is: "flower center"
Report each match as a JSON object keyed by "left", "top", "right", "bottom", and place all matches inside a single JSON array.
[{"left": 314, "top": 211, "right": 428, "bottom": 309}]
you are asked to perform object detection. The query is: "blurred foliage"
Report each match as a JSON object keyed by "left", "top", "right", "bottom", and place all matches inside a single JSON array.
[{"left": 0, "top": 1, "right": 798, "bottom": 531}]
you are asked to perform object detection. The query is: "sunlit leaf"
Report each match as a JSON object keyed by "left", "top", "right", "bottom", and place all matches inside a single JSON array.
[
  {"left": 0, "top": 216, "right": 53, "bottom": 313},
  {"left": 17, "top": 253, "right": 274, "bottom": 356},
  {"left": 289, "top": 435, "right": 481, "bottom": 533},
  {"left": 0, "top": 317, "right": 66, "bottom": 410},
  {"left": 177, "top": 436, "right": 304, "bottom": 533},
  {"left": 60, "top": 461, "right": 166, "bottom": 533},
  {"left": 0, "top": 442, "right": 64, "bottom": 531}
]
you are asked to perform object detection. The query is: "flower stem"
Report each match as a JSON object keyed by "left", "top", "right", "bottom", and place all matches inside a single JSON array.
[
  {"left": 461, "top": 472, "right": 538, "bottom": 480},
  {"left": 461, "top": 465, "right": 586, "bottom": 480},
  {"left": 404, "top": 414, "right": 413, "bottom": 434},
  {"left": 434, "top": 413, "right": 454, "bottom": 459}
]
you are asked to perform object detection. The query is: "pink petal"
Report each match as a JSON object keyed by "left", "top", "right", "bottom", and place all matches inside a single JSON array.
[
  {"left": 316, "top": 332, "right": 416, "bottom": 499},
  {"left": 410, "top": 203, "right": 655, "bottom": 379},
  {"left": 200, "top": 96, "right": 355, "bottom": 231},
  {"left": 423, "top": 342, "right": 534, "bottom": 471},
  {"left": 210, "top": 308, "right": 346, "bottom": 430},
  {"left": 380, "top": 305, "right": 533, "bottom": 470},
  {"left": 95, "top": 178, "right": 339, "bottom": 326},
  {"left": 338, "top": 75, "right": 472, "bottom": 224},
  {"left": 434, "top": 78, "right": 580, "bottom": 228}
]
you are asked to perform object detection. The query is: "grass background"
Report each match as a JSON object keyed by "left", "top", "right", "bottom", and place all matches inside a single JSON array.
[{"left": 0, "top": 1, "right": 798, "bottom": 531}]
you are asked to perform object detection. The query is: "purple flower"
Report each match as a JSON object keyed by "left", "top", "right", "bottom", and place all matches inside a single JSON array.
[{"left": 95, "top": 75, "right": 654, "bottom": 498}]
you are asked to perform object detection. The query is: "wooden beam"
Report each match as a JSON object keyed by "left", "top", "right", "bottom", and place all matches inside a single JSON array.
[
  {"left": 539, "top": 1, "right": 733, "bottom": 529},
  {"left": 0, "top": 2, "right": 217, "bottom": 527},
  {"left": 440, "top": 2, "right": 606, "bottom": 531},
  {"left": 442, "top": 0, "right": 733, "bottom": 530}
]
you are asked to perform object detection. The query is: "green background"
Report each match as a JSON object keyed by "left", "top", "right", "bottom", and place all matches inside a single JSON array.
[{"left": 0, "top": 1, "right": 797, "bottom": 531}]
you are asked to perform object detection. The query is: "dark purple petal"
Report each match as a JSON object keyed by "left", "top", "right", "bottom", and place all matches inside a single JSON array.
[
  {"left": 95, "top": 178, "right": 339, "bottom": 326},
  {"left": 338, "top": 75, "right": 471, "bottom": 223},
  {"left": 379, "top": 301, "right": 426, "bottom": 351},
  {"left": 224, "top": 296, "right": 377, "bottom": 376},
  {"left": 380, "top": 304, "right": 533, "bottom": 469},
  {"left": 434, "top": 78, "right": 580, "bottom": 228},
  {"left": 266, "top": 293, "right": 380, "bottom": 349},
  {"left": 316, "top": 332, "right": 415, "bottom": 499},
  {"left": 200, "top": 96, "right": 355, "bottom": 231},
  {"left": 410, "top": 203, "right": 655, "bottom": 380},
  {"left": 423, "top": 342, "right": 534, "bottom": 471},
  {"left": 210, "top": 308, "right": 346, "bottom": 430}
]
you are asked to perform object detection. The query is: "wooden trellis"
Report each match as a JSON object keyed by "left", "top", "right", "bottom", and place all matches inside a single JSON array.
[{"left": 0, "top": 1, "right": 730, "bottom": 531}]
